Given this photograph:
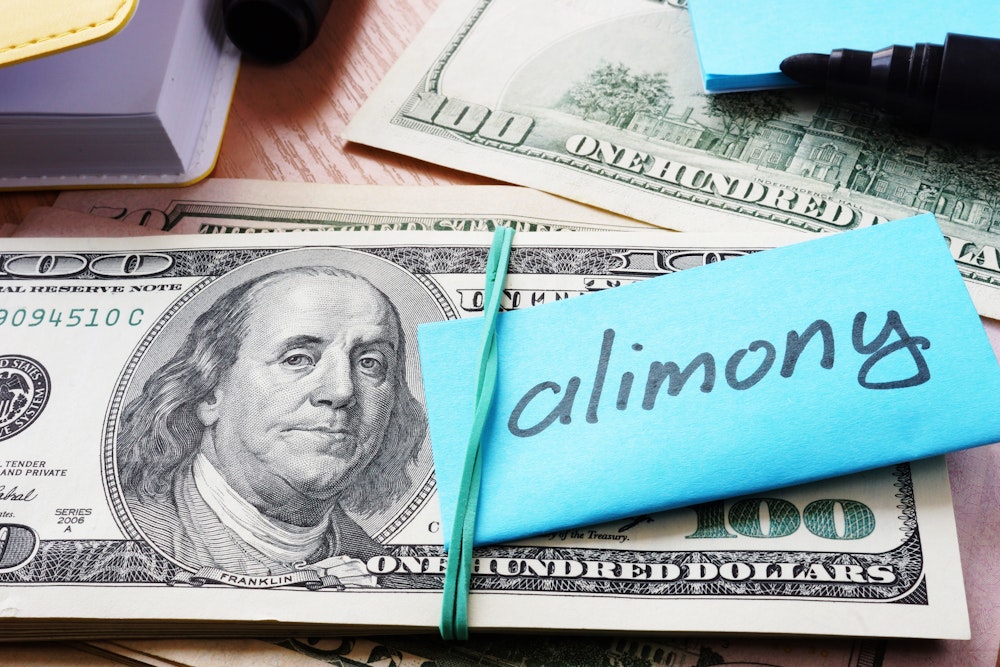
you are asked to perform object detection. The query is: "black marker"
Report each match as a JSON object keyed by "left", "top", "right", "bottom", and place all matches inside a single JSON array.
[
  {"left": 223, "top": 0, "right": 334, "bottom": 63},
  {"left": 780, "top": 33, "right": 1000, "bottom": 147}
]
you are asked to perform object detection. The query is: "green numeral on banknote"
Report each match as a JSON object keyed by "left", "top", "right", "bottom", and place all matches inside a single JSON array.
[
  {"left": 688, "top": 498, "right": 875, "bottom": 540},
  {"left": 404, "top": 92, "right": 534, "bottom": 145},
  {"left": 3, "top": 252, "right": 173, "bottom": 278}
]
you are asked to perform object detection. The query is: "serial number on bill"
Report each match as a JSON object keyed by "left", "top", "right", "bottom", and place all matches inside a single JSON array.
[{"left": 0, "top": 307, "right": 145, "bottom": 328}]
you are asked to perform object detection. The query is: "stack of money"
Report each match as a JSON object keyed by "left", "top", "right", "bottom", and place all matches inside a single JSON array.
[{"left": 0, "top": 185, "right": 975, "bottom": 642}]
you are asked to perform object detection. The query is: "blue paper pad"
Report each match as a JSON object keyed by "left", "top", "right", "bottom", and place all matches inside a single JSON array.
[
  {"left": 419, "top": 215, "right": 1000, "bottom": 547},
  {"left": 686, "top": 0, "right": 1000, "bottom": 92}
]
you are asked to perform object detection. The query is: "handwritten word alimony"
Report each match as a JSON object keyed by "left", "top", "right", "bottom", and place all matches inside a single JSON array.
[{"left": 508, "top": 310, "right": 930, "bottom": 438}]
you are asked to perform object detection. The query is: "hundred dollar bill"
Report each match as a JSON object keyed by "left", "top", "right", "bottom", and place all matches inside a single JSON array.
[
  {"left": 344, "top": 0, "right": 1000, "bottom": 320},
  {"left": 94, "top": 635, "right": 891, "bottom": 667},
  {"left": 0, "top": 230, "right": 969, "bottom": 640},
  {"left": 50, "top": 180, "right": 660, "bottom": 235},
  {"left": 37, "top": 187, "right": 999, "bottom": 662},
  {"left": 38, "top": 190, "right": 997, "bottom": 661}
]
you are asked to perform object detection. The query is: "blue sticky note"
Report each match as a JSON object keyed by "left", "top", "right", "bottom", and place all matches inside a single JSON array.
[
  {"left": 686, "top": 0, "right": 1000, "bottom": 92},
  {"left": 418, "top": 214, "right": 1000, "bottom": 547}
]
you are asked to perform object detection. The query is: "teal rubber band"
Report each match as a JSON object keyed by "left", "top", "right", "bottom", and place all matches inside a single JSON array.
[{"left": 440, "top": 225, "right": 515, "bottom": 641}]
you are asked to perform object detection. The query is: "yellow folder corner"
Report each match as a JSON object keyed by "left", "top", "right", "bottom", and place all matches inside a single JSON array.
[{"left": 0, "top": 0, "right": 138, "bottom": 67}]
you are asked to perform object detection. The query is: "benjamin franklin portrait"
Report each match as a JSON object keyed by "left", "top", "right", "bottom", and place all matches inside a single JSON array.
[{"left": 114, "top": 249, "right": 441, "bottom": 583}]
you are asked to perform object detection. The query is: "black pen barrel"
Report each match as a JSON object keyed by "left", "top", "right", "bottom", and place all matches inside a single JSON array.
[
  {"left": 934, "top": 34, "right": 1000, "bottom": 144},
  {"left": 781, "top": 33, "right": 1000, "bottom": 146}
]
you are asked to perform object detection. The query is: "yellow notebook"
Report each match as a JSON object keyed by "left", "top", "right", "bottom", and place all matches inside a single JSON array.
[{"left": 0, "top": 0, "right": 138, "bottom": 67}]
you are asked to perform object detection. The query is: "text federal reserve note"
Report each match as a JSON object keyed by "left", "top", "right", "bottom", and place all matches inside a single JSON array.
[{"left": 344, "top": 0, "right": 1000, "bottom": 319}]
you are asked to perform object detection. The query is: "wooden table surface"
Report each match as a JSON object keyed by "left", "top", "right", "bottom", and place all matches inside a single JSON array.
[{"left": 0, "top": 0, "right": 491, "bottom": 226}]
